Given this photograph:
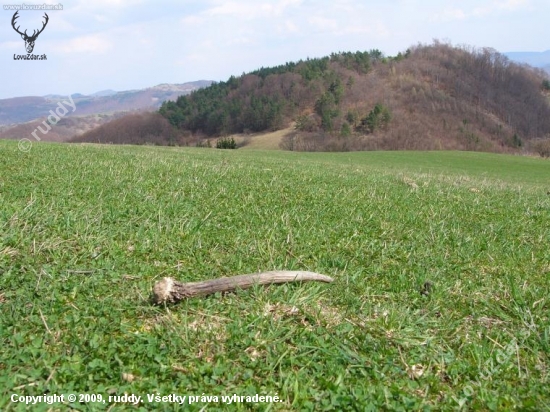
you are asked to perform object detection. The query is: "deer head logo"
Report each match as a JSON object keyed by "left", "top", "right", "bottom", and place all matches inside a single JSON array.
[{"left": 11, "top": 11, "right": 49, "bottom": 54}]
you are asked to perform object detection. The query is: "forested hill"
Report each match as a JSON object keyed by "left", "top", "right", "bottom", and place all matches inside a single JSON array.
[
  {"left": 159, "top": 43, "right": 550, "bottom": 152},
  {"left": 159, "top": 50, "right": 379, "bottom": 136},
  {"left": 75, "top": 43, "right": 550, "bottom": 152}
]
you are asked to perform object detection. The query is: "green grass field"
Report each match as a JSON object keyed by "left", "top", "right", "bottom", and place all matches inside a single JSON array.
[{"left": 1, "top": 140, "right": 549, "bottom": 411}]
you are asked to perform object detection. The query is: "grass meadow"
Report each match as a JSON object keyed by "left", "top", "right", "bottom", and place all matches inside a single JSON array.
[{"left": 0, "top": 140, "right": 549, "bottom": 411}]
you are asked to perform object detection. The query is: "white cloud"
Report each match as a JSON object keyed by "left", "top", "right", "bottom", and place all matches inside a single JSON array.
[
  {"left": 181, "top": 15, "right": 205, "bottom": 26},
  {"left": 58, "top": 34, "right": 112, "bottom": 53},
  {"left": 431, "top": 8, "right": 467, "bottom": 22},
  {"left": 73, "top": 0, "right": 144, "bottom": 9},
  {"left": 176, "top": 53, "right": 207, "bottom": 65},
  {"left": 0, "top": 40, "right": 23, "bottom": 51},
  {"left": 205, "top": 0, "right": 302, "bottom": 20},
  {"left": 277, "top": 19, "right": 300, "bottom": 34},
  {"left": 206, "top": 1, "right": 268, "bottom": 19},
  {"left": 427, "top": 0, "right": 531, "bottom": 21},
  {"left": 308, "top": 16, "right": 339, "bottom": 32},
  {"left": 498, "top": 0, "right": 529, "bottom": 10},
  {"left": 337, "top": 21, "right": 389, "bottom": 38},
  {"left": 474, "top": 0, "right": 531, "bottom": 16}
]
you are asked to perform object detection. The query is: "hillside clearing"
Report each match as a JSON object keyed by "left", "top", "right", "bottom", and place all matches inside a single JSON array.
[
  {"left": 235, "top": 127, "right": 291, "bottom": 150},
  {"left": 1, "top": 140, "right": 549, "bottom": 410}
]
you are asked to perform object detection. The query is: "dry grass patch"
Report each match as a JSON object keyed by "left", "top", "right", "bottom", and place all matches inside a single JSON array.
[
  {"left": 1, "top": 246, "right": 18, "bottom": 258},
  {"left": 234, "top": 127, "right": 292, "bottom": 150}
]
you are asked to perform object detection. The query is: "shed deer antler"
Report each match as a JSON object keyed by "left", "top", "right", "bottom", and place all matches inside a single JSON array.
[
  {"left": 12, "top": 11, "right": 49, "bottom": 53},
  {"left": 152, "top": 271, "right": 334, "bottom": 304}
]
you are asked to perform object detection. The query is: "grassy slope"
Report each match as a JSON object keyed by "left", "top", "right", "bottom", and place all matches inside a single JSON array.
[
  {"left": 235, "top": 128, "right": 291, "bottom": 150},
  {"left": 1, "top": 141, "right": 549, "bottom": 411}
]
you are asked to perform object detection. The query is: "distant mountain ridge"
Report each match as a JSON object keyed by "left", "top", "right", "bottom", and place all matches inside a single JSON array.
[
  {"left": 91, "top": 90, "right": 117, "bottom": 97},
  {"left": 0, "top": 80, "right": 213, "bottom": 127}
]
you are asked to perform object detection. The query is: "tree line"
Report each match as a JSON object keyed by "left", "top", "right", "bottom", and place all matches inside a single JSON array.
[{"left": 159, "top": 50, "right": 388, "bottom": 137}]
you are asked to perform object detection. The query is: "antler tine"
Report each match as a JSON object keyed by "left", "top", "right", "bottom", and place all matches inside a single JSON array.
[
  {"left": 36, "top": 13, "right": 49, "bottom": 36},
  {"left": 11, "top": 10, "right": 18, "bottom": 25},
  {"left": 11, "top": 10, "right": 25, "bottom": 36}
]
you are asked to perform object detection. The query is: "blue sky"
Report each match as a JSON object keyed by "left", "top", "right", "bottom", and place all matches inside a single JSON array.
[{"left": 0, "top": 0, "right": 549, "bottom": 99}]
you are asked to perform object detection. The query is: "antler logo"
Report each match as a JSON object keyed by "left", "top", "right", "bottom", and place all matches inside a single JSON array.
[{"left": 11, "top": 11, "right": 49, "bottom": 54}]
